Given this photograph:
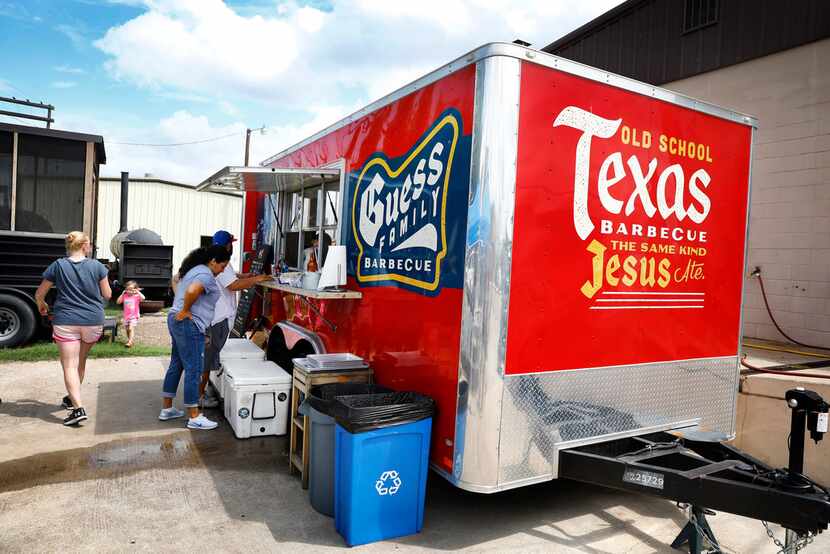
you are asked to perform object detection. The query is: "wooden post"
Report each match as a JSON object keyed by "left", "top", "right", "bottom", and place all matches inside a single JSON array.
[{"left": 82, "top": 142, "right": 95, "bottom": 236}]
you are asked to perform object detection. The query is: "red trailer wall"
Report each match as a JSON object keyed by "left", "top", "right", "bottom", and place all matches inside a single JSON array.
[
  {"left": 247, "top": 66, "right": 476, "bottom": 472},
  {"left": 506, "top": 62, "right": 752, "bottom": 374}
]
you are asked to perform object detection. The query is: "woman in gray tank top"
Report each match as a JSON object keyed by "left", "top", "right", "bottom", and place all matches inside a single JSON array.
[{"left": 35, "top": 232, "right": 112, "bottom": 426}]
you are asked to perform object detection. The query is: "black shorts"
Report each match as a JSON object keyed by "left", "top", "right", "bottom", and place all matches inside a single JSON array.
[{"left": 204, "top": 318, "right": 230, "bottom": 373}]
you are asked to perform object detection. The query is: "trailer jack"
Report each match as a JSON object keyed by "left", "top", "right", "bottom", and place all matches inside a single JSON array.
[
  {"left": 671, "top": 505, "right": 721, "bottom": 553},
  {"left": 558, "top": 388, "right": 830, "bottom": 553}
]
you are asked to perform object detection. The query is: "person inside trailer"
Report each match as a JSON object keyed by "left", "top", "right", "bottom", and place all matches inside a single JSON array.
[{"left": 301, "top": 232, "right": 333, "bottom": 272}]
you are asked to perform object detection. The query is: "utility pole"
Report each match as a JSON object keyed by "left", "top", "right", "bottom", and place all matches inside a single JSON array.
[{"left": 244, "top": 126, "right": 266, "bottom": 166}]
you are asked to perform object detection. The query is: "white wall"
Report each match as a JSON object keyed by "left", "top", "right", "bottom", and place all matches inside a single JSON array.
[
  {"left": 665, "top": 38, "right": 830, "bottom": 345},
  {"left": 96, "top": 178, "right": 243, "bottom": 272}
]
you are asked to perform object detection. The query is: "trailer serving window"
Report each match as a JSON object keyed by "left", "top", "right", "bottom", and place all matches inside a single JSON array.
[
  {"left": 284, "top": 180, "right": 339, "bottom": 269},
  {"left": 197, "top": 166, "right": 341, "bottom": 270}
]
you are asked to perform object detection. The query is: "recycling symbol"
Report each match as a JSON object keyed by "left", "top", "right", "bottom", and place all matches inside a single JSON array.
[{"left": 375, "top": 470, "right": 402, "bottom": 496}]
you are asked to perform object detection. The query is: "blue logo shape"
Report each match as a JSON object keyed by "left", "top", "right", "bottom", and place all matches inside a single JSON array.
[{"left": 351, "top": 111, "right": 462, "bottom": 293}]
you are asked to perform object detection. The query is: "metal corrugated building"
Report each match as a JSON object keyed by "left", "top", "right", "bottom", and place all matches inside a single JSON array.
[
  {"left": 96, "top": 177, "right": 242, "bottom": 272},
  {"left": 543, "top": 0, "right": 830, "bottom": 86}
]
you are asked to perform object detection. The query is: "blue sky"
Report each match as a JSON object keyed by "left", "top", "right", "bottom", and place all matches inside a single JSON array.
[{"left": 0, "top": 0, "right": 621, "bottom": 182}]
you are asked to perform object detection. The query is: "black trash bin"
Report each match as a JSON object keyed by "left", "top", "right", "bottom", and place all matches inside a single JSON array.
[{"left": 301, "top": 383, "right": 392, "bottom": 516}]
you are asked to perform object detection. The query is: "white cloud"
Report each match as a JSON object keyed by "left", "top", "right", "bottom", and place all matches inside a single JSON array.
[
  {"left": 95, "top": 1, "right": 301, "bottom": 97},
  {"left": 54, "top": 65, "right": 86, "bottom": 74},
  {"left": 51, "top": 81, "right": 78, "bottom": 89},
  {"left": 55, "top": 103, "right": 360, "bottom": 184},
  {"left": 86, "top": 0, "right": 624, "bottom": 181},
  {"left": 55, "top": 24, "right": 86, "bottom": 48},
  {"left": 94, "top": 0, "right": 623, "bottom": 112}
]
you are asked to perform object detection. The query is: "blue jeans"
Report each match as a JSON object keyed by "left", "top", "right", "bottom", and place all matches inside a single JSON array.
[{"left": 162, "top": 313, "right": 204, "bottom": 408}]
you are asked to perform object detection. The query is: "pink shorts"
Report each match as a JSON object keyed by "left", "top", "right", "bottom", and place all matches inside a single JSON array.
[
  {"left": 53, "top": 325, "right": 103, "bottom": 344},
  {"left": 125, "top": 318, "right": 139, "bottom": 329}
]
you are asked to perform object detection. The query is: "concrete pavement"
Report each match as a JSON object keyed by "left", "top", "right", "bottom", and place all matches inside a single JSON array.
[{"left": 0, "top": 354, "right": 827, "bottom": 553}]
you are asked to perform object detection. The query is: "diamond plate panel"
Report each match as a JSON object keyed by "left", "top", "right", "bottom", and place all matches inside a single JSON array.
[{"left": 497, "top": 357, "right": 739, "bottom": 486}]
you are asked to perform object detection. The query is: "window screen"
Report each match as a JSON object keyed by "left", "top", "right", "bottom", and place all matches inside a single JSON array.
[
  {"left": 0, "top": 132, "right": 11, "bottom": 230},
  {"left": 683, "top": 0, "right": 719, "bottom": 34},
  {"left": 15, "top": 134, "right": 85, "bottom": 233}
]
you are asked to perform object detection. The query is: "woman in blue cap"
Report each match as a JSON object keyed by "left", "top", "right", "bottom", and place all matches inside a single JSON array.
[{"left": 199, "top": 230, "right": 270, "bottom": 407}]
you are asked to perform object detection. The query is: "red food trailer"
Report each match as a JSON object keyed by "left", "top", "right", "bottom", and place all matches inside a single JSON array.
[{"left": 199, "top": 43, "right": 830, "bottom": 542}]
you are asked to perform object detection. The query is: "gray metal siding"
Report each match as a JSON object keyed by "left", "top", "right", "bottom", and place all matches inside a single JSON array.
[
  {"left": 96, "top": 179, "right": 242, "bottom": 271},
  {"left": 544, "top": 0, "right": 830, "bottom": 85}
]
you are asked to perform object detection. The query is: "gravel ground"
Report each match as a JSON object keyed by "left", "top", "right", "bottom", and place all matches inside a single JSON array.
[{"left": 116, "top": 312, "right": 171, "bottom": 348}]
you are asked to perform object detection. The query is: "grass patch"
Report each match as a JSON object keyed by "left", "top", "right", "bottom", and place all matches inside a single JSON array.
[{"left": 0, "top": 341, "right": 170, "bottom": 363}]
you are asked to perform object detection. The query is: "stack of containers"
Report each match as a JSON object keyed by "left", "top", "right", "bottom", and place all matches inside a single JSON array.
[
  {"left": 303, "top": 383, "right": 393, "bottom": 517},
  {"left": 210, "top": 337, "right": 265, "bottom": 399},
  {"left": 217, "top": 338, "right": 292, "bottom": 440}
]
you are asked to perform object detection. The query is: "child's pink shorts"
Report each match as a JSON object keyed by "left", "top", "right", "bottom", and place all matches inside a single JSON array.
[{"left": 53, "top": 325, "right": 103, "bottom": 344}]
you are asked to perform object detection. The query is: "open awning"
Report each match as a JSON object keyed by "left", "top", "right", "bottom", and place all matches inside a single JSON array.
[{"left": 196, "top": 166, "right": 340, "bottom": 194}]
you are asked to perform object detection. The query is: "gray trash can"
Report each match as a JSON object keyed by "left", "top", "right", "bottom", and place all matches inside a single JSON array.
[
  {"left": 303, "top": 383, "right": 392, "bottom": 517},
  {"left": 307, "top": 403, "right": 336, "bottom": 516}
]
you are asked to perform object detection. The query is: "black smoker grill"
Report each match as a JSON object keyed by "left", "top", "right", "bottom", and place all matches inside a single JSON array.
[{"left": 108, "top": 172, "right": 173, "bottom": 302}]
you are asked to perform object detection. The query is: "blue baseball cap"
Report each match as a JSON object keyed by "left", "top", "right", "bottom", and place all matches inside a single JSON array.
[{"left": 212, "top": 230, "right": 237, "bottom": 246}]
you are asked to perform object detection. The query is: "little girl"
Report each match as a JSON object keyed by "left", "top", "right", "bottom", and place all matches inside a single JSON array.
[{"left": 117, "top": 281, "right": 145, "bottom": 347}]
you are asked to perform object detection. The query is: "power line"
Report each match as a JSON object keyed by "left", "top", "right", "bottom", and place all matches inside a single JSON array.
[{"left": 110, "top": 129, "right": 246, "bottom": 147}]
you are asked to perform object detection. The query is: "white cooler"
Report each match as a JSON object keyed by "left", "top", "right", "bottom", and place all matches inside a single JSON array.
[
  {"left": 222, "top": 358, "right": 291, "bottom": 439},
  {"left": 210, "top": 338, "right": 265, "bottom": 400},
  {"left": 222, "top": 338, "right": 266, "bottom": 359}
]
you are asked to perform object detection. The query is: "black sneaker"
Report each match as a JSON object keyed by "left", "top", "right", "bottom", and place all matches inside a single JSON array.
[
  {"left": 61, "top": 395, "right": 73, "bottom": 410},
  {"left": 63, "top": 407, "right": 88, "bottom": 426}
]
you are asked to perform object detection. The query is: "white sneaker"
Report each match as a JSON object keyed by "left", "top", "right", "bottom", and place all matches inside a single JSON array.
[
  {"left": 187, "top": 414, "right": 218, "bottom": 430},
  {"left": 159, "top": 407, "right": 185, "bottom": 421}
]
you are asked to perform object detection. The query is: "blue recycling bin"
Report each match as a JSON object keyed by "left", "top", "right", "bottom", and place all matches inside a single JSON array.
[{"left": 334, "top": 417, "right": 432, "bottom": 546}]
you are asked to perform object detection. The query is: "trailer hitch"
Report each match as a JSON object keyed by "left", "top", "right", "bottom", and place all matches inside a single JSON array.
[
  {"left": 785, "top": 388, "right": 829, "bottom": 483},
  {"left": 558, "top": 390, "right": 830, "bottom": 553}
]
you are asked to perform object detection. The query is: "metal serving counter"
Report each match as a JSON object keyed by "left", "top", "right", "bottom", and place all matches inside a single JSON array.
[{"left": 258, "top": 280, "right": 362, "bottom": 300}]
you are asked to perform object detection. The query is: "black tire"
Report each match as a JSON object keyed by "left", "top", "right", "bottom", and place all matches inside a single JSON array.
[{"left": 0, "top": 294, "right": 37, "bottom": 348}]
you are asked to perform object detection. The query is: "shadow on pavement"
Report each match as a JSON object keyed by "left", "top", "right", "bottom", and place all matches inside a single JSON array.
[
  {"left": 189, "top": 422, "right": 688, "bottom": 551},
  {"left": 0, "top": 398, "right": 65, "bottom": 426}
]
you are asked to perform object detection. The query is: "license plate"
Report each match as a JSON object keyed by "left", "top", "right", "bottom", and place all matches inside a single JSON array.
[{"left": 622, "top": 468, "right": 665, "bottom": 490}]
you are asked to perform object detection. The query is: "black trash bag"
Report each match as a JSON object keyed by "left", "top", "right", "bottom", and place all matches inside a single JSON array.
[
  {"left": 333, "top": 392, "right": 435, "bottom": 434},
  {"left": 307, "top": 383, "right": 393, "bottom": 417}
]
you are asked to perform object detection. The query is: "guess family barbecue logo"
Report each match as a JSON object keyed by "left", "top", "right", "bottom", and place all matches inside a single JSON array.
[{"left": 352, "top": 111, "right": 460, "bottom": 292}]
